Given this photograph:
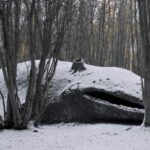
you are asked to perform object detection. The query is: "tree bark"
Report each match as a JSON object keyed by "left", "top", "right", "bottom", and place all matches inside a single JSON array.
[{"left": 138, "top": 0, "right": 150, "bottom": 126}]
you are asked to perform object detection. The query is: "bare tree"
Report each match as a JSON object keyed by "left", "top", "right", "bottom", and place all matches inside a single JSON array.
[
  {"left": 0, "top": 0, "right": 22, "bottom": 129},
  {"left": 138, "top": 0, "right": 150, "bottom": 126},
  {"left": 0, "top": 0, "right": 74, "bottom": 129},
  {"left": 33, "top": 0, "right": 74, "bottom": 127}
]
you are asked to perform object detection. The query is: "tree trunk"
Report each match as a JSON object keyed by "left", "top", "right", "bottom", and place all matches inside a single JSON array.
[
  {"left": 143, "top": 73, "right": 150, "bottom": 126},
  {"left": 138, "top": 0, "right": 150, "bottom": 126}
]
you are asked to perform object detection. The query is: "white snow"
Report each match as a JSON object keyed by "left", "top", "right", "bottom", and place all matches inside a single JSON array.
[
  {"left": 0, "top": 123, "right": 150, "bottom": 150},
  {"left": 49, "top": 61, "right": 142, "bottom": 103}
]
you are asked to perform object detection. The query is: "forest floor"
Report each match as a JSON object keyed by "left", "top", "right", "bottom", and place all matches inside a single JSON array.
[{"left": 0, "top": 123, "right": 150, "bottom": 150}]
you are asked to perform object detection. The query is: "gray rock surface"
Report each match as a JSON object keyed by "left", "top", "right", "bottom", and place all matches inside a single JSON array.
[{"left": 42, "top": 88, "right": 144, "bottom": 124}]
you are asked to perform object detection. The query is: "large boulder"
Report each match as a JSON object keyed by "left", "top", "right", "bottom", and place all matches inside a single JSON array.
[
  {"left": 42, "top": 89, "right": 144, "bottom": 124},
  {"left": 41, "top": 60, "right": 144, "bottom": 124},
  {"left": 0, "top": 60, "right": 144, "bottom": 124}
]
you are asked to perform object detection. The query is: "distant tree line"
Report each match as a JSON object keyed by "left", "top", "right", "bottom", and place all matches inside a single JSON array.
[
  {"left": 12, "top": 0, "right": 144, "bottom": 76},
  {"left": 60, "top": 0, "right": 144, "bottom": 76}
]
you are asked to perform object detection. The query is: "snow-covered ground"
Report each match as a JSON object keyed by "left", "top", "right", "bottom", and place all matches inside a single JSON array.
[{"left": 0, "top": 123, "right": 150, "bottom": 150}]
